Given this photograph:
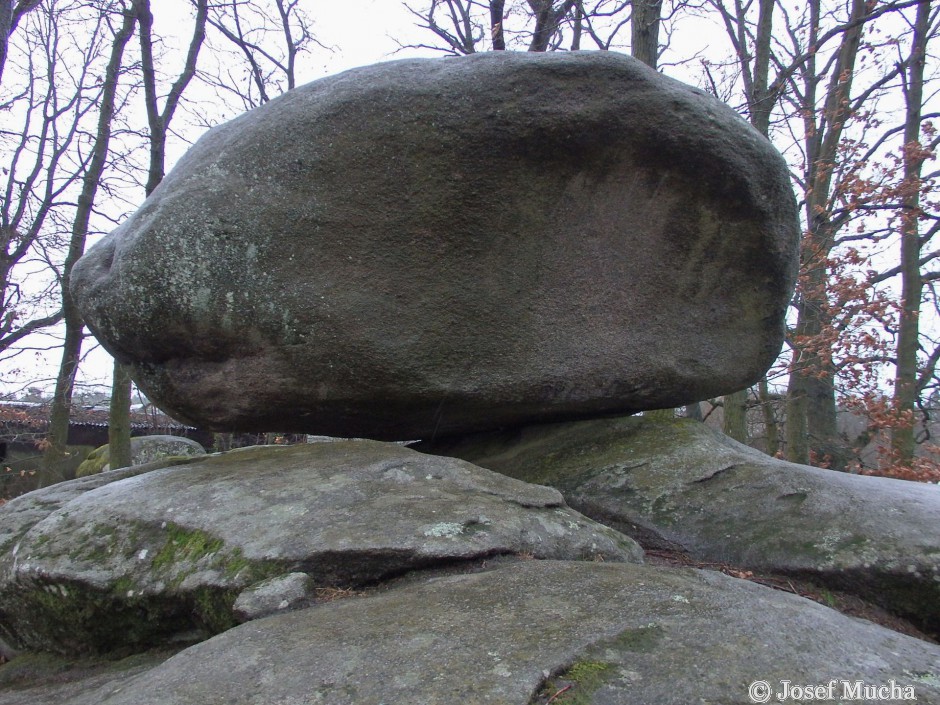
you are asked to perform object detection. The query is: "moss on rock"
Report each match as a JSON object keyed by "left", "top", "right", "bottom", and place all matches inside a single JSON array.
[
  {"left": 537, "top": 659, "right": 616, "bottom": 705},
  {"left": 75, "top": 445, "right": 110, "bottom": 478}
]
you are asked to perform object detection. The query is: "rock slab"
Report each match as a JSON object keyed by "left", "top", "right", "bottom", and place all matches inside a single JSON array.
[
  {"left": 71, "top": 51, "right": 799, "bottom": 440},
  {"left": 0, "top": 441, "right": 640, "bottom": 654},
  {"left": 11, "top": 560, "right": 938, "bottom": 705},
  {"left": 420, "top": 415, "right": 940, "bottom": 637}
]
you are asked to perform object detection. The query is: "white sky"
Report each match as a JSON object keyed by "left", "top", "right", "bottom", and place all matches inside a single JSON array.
[{"left": 311, "top": 0, "right": 440, "bottom": 74}]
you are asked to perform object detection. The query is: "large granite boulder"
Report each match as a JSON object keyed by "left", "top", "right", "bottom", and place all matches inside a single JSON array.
[
  {"left": 71, "top": 51, "right": 799, "bottom": 440},
  {"left": 0, "top": 441, "right": 640, "bottom": 655},
  {"left": 5, "top": 561, "right": 939, "bottom": 705},
  {"left": 419, "top": 415, "right": 940, "bottom": 638}
]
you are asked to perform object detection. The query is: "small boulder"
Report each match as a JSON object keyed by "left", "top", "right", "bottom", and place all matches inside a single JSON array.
[
  {"left": 71, "top": 51, "right": 798, "bottom": 440},
  {"left": 232, "top": 572, "right": 315, "bottom": 622}
]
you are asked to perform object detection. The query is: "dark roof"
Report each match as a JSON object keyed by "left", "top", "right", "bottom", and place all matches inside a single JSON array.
[{"left": 0, "top": 401, "right": 195, "bottom": 433}]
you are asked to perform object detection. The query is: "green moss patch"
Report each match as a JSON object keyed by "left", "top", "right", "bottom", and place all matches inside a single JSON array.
[
  {"left": 153, "top": 524, "right": 224, "bottom": 571},
  {"left": 1, "top": 518, "right": 287, "bottom": 655},
  {"left": 75, "top": 444, "right": 111, "bottom": 477},
  {"left": 535, "top": 659, "right": 615, "bottom": 705},
  {"left": 531, "top": 625, "right": 663, "bottom": 704},
  {"left": 151, "top": 522, "right": 281, "bottom": 588}
]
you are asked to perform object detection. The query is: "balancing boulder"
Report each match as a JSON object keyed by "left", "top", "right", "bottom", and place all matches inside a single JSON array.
[{"left": 71, "top": 52, "right": 799, "bottom": 439}]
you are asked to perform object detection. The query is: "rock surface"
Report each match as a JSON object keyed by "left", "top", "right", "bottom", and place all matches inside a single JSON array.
[
  {"left": 419, "top": 415, "right": 940, "bottom": 637},
  {"left": 0, "top": 441, "right": 640, "bottom": 654},
  {"left": 76, "top": 435, "right": 206, "bottom": 477},
  {"left": 5, "top": 561, "right": 938, "bottom": 705},
  {"left": 0, "top": 649, "right": 182, "bottom": 705},
  {"left": 71, "top": 51, "right": 798, "bottom": 440},
  {"left": 231, "top": 572, "right": 315, "bottom": 622}
]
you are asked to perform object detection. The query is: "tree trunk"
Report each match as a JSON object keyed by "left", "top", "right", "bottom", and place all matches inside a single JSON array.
[
  {"left": 722, "top": 388, "right": 748, "bottom": 442},
  {"left": 748, "top": 0, "right": 775, "bottom": 135},
  {"left": 786, "top": 373, "right": 809, "bottom": 464},
  {"left": 101, "top": 0, "right": 208, "bottom": 470},
  {"left": 786, "top": 280, "right": 843, "bottom": 467},
  {"left": 784, "top": 0, "right": 867, "bottom": 470},
  {"left": 803, "top": 360, "right": 842, "bottom": 467},
  {"left": 630, "top": 0, "right": 662, "bottom": 68},
  {"left": 528, "top": 0, "right": 574, "bottom": 51},
  {"left": 0, "top": 0, "right": 12, "bottom": 86},
  {"left": 43, "top": 6, "right": 138, "bottom": 485},
  {"left": 758, "top": 377, "right": 780, "bottom": 456},
  {"left": 715, "top": 0, "right": 775, "bottom": 449},
  {"left": 39, "top": 306, "right": 82, "bottom": 487},
  {"left": 108, "top": 360, "right": 134, "bottom": 470},
  {"left": 490, "top": 0, "right": 505, "bottom": 49},
  {"left": 891, "top": 0, "right": 930, "bottom": 467},
  {"left": 0, "top": 0, "right": 36, "bottom": 86}
]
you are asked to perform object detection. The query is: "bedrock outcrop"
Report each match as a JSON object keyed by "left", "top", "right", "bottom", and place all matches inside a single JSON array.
[
  {"left": 0, "top": 442, "right": 638, "bottom": 655},
  {"left": 71, "top": 51, "right": 798, "bottom": 439},
  {"left": 419, "top": 415, "right": 940, "bottom": 638},
  {"left": 5, "top": 561, "right": 940, "bottom": 705}
]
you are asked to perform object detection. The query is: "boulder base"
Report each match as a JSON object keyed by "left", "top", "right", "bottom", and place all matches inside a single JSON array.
[
  {"left": 0, "top": 441, "right": 638, "bottom": 654},
  {"left": 419, "top": 415, "right": 940, "bottom": 638},
  {"left": 71, "top": 52, "right": 798, "bottom": 440}
]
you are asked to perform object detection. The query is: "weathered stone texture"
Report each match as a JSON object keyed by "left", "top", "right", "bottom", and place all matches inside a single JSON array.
[
  {"left": 419, "top": 415, "right": 940, "bottom": 637},
  {"left": 14, "top": 561, "right": 939, "bottom": 705},
  {"left": 0, "top": 441, "right": 639, "bottom": 654},
  {"left": 71, "top": 52, "right": 798, "bottom": 440}
]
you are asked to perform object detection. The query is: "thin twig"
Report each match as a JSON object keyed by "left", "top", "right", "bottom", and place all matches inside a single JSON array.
[{"left": 545, "top": 684, "right": 573, "bottom": 704}]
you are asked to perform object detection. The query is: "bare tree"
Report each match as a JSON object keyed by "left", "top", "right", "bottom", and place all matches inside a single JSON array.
[
  {"left": 877, "top": 0, "right": 940, "bottom": 468},
  {"left": 0, "top": 0, "right": 40, "bottom": 86},
  {"left": 700, "top": 0, "right": 930, "bottom": 467},
  {"left": 199, "top": 0, "right": 318, "bottom": 111},
  {"left": 528, "top": 0, "right": 577, "bottom": 50},
  {"left": 0, "top": 3, "right": 108, "bottom": 375},
  {"left": 704, "top": 0, "right": 776, "bottom": 445},
  {"left": 42, "top": 2, "right": 139, "bottom": 486},
  {"left": 401, "top": 0, "right": 594, "bottom": 53}
]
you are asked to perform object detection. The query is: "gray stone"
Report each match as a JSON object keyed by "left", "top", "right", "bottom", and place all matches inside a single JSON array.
[
  {"left": 418, "top": 415, "right": 940, "bottom": 638},
  {"left": 28, "top": 561, "right": 940, "bottom": 705},
  {"left": 76, "top": 435, "right": 206, "bottom": 476},
  {"left": 232, "top": 572, "right": 314, "bottom": 622},
  {"left": 0, "top": 457, "right": 200, "bottom": 560},
  {"left": 71, "top": 51, "right": 799, "bottom": 440},
  {"left": 0, "top": 441, "right": 640, "bottom": 654},
  {"left": 0, "top": 649, "right": 181, "bottom": 705}
]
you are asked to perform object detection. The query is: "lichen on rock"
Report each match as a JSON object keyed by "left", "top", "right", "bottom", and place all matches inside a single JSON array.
[
  {"left": 0, "top": 440, "right": 641, "bottom": 655},
  {"left": 70, "top": 52, "right": 799, "bottom": 441}
]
